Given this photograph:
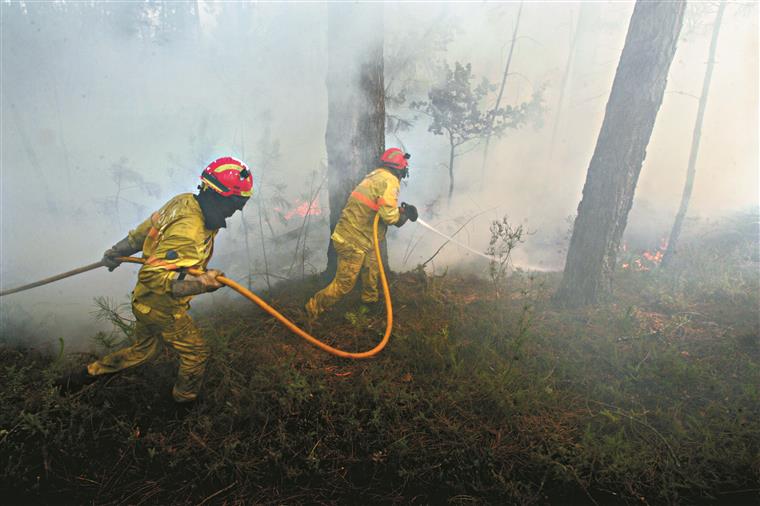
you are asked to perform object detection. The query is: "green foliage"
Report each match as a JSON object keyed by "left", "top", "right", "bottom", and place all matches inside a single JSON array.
[
  {"left": 487, "top": 215, "right": 526, "bottom": 298},
  {"left": 92, "top": 296, "right": 135, "bottom": 351},
  {"left": 411, "top": 61, "right": 543, "bottom": 201},
  {"left": 412, "top": 62, "right": 542, "bottom": 147},
  {"left": 344, "top": 305, "right": 371, "bottom": 330}
]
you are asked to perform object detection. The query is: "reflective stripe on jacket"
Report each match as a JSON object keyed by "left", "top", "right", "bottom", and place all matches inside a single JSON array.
[
  {"left": 332, "top": 168, "right": 400, "bottom": 253},
  {"left": 127, "top": 193, "right": 216, "bottom": 317}
]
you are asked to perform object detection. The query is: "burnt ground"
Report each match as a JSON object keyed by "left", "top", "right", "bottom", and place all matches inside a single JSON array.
[{"left": 1, "top": 231, "right": 759, "bottom": 505}]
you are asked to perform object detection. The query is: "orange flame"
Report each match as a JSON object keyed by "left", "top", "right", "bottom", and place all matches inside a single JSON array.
[
  {"left": 621, "top": 238, "right": 667, "bottom": 271},
  {"left": 282, "top": 199, "right": 321, "bottom": 220}
]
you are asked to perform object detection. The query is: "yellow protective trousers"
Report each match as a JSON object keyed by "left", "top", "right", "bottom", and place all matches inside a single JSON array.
[
  {"left": 87, "top": 304, "right": 209, "bottom": 403},
  {"left": 306, "top": 239, "right": 380, "bottom": 318}
]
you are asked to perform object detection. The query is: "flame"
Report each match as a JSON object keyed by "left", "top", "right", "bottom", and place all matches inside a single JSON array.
[
  {"left": 281, "top": 199, "right": 322, "bottom": 220},
  {"left": 620, "top": 238, "right": 667, "bottom": 271},
  {"left": 642, "top": 250, "right": 663, "bottom": 263}
]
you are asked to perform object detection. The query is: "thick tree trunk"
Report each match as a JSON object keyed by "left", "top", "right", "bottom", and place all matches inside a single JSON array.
[
  {"left": 480, "top": 1, "right": 523, "bottom": 189},
  {"left": 324, "top": 3, "right": 385, "bottom": 278},
  {"left": 555, "top": 0, "right": 686, "bottom": 307},
  {"left": 662, "top": 1, "right": 726, "bottom": 268}
]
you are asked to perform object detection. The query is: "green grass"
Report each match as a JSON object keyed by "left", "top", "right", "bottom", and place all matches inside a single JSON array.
[{"left": 1, "top": 228, "right": 758, "bottom": 505}]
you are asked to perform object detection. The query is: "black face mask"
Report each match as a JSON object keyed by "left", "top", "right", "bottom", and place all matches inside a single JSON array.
[{"left": 196, "top": 190, "right": 248, "bottom": 230}]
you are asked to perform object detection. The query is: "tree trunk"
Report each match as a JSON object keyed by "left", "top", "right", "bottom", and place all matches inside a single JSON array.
[
  {"left": 447, "top": 141, "right": 456, "bottom": 204},
  {"left": 549, "top": 4, "right": 587, "bottom": 158},
  {"left": 662, "top": 0, "right": 726, "bottom": 268},
  {"left": 480, "top": 1, "right": 523, "bottom": 189},
  {"left": 240, "top": 209, "right": 254, "bottom": 290},
  {"left": 555, "top": 0, "right": 686, "bottom": 307},
  {"left": 324, "top": 3, "right": 385, "bottom": 278}
]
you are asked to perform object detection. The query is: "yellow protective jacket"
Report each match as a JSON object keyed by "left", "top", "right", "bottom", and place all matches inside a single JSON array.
[
  {"left": 332, "top": 167, "right": 400, "bottom": 253},
  {"left": 126, "top": 193, "right": 216, "bottom": 317}
]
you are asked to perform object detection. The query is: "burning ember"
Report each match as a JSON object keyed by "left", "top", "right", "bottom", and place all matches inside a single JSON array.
[
  {"left": 280, "top": 199, "right": 322, "bottom": 220},
  {"left": 620, "top": 238, "right": 667, "bottom": 271}
]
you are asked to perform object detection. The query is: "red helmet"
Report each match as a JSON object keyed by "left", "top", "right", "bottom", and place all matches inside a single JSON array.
[
  {"left": 200, "top": 157, "right": 253, "bottom": 197},
  {"left": 380, "top": 148, "right": 410, "bottom": 171}
]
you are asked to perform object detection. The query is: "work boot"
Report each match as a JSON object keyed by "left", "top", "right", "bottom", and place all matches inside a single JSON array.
[{"left": 54, "top": 366, "right": 100, "bottom": 395}]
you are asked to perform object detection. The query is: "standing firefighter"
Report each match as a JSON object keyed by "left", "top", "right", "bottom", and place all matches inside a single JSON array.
[
  {"left": 306, "top": 148, "right": 418, "bottom": 319},
  {"left": 56, "top": 157, "right": 253, "bottom": 404}
]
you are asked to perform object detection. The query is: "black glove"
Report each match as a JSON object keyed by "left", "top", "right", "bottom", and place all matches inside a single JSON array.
[
  {"left": 401, "top": 202, "right": 418, "bottom": 222},
  {"left": 102, "top": 236, "right": 140, "bottom": 272}
]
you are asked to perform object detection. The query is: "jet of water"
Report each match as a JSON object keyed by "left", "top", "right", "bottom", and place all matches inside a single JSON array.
[{"left": 415, "top": 218, "right": 498, "bottom": 262}]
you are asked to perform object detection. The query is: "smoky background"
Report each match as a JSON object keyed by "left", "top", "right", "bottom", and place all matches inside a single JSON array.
[{"left": 0, "top": 1, "right": 757, "bottom": 349}]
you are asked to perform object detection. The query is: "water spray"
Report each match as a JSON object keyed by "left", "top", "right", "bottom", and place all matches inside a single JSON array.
[{"left": 415, "top": 218, "right": 497, "bottom": 263}]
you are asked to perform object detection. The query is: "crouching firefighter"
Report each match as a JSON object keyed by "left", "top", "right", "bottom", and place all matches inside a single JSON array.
[
  {"left": 56, "top": 157, "right": 253, "bottom": 403},
  {"left": 306, "top": 148, "right": 418, "bottom": 320}
]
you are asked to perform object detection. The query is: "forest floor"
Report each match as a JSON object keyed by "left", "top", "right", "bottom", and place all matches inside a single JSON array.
[{"left": 1, "top": 219, "right": 759, "bottom": 505}]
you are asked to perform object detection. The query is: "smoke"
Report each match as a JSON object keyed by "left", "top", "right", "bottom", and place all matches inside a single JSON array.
[
  {"left": 386, "top": 1, "right": 757, "bottom": 271},
  {"left": 1, "top": 2, "right": 757, "bottom": 348}
]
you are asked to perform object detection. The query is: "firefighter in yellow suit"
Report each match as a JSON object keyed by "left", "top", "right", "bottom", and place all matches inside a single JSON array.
[
  {"left": 57, "top": 157, "right": 253, "bottom": 403},
  {"left": 306, "top": 148, "right": 418, "bottom": 319}
]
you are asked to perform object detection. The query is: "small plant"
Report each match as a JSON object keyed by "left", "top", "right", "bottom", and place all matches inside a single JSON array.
[
  {"left": 486, "top": 215, "right": 525, "bottom": 299},
  {"left": 91, "top": 296, "right": 135, "bottom": 351},
  {"left": 344, "top": 305, "right": 370, "bottom": 330}
]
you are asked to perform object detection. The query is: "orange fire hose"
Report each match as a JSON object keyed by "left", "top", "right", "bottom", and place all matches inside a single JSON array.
[
  {"left": 120, "top": 213, "right": 392, "bottom": 358},
  {"left": 0, "top": 214, "right": 392, "bottom": 359}
]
